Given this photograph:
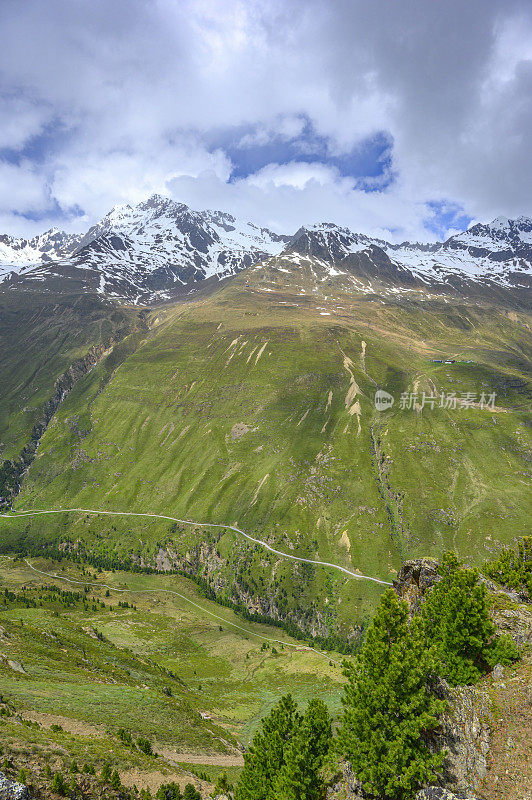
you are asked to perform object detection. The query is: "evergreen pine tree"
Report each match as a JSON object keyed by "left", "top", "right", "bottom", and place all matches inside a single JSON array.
[
  {"left": 235, "top": 694, "right": 300, "bottom": 800},
  {"left": 273, "top": 698, "right": 332, "bottom": 800},
  {"left": 183, "top": 784, "right": 201, "bottom": 800},
  {"left": 110, "top": 769, "right": 121, "bottom": 790},
  {"left": 422, "top": 552, "right": 495, "bottom": 685},
  {"left": 211, "top": 771, "right": 233, "bottom": 797},
  {"left": 337, "top": 588, "right": 444, "bottom": 800}
]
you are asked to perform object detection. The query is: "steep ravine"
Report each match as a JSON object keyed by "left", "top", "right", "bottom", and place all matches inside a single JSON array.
[{"left": 1, "top": 341, "right": 120, "bottom": 507}]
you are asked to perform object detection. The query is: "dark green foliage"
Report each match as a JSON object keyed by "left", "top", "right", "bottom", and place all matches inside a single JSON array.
[
  {"left": 101, "top": 762, "right": 112, "bottom": 782},
  {"left": 156, "top": 782, "right": 183, "bottom": 800},
  {"left": 212, "top": 771, "right": 233, "bottom": 797},
  {"left": 137, "top": 736, "right": 154, "bottom": 755},
  {"left": 183, "top": 785, "right": 201, "bottom": 800},
  {"left": 484, "top": 537, "right": 532, "bottom": 597},
  {"left": 421, "top": 552, "right": 514, "bottom": 685},
  {"left": 235, "top": 694, "right": 301, "bottom": 800},
  {"left": 484, "top": 633, "right": 520, "bottom": 668},
  {"left": 273, "top": 698, "right": 332, "bottom": 800},
  {"left": 110, "top": 770, "right": 122, "bottom": 790},
  {"left": 0, "top": 459, "right": 19, "bottom": 502},
  {"left": 50, "top": 772, "right": 67, "bottom": 795},
  {"left": 337, "top": 589, "right": 444, "bottom": 800},
  {"left": 118, "top": 728, "right": 134, "bottom": 746},
  {"left": 236, "top": 694, "right": 332, "bottom": 800}
]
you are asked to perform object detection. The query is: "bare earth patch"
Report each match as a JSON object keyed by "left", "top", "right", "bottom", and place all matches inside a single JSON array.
[
  {"left": 158, "top": 748, "right": 244, "bottom": 766},
  {"left": 20, "top": 711, "right": 104, "bottom": 737},
  {"left": 231, "top": 422, "right": 249, "bottom": 440},
  {"left": 481, "top": 653, "right": 532, "bottom": 800},
  {"left": 120, "top": 769, "right": 204, "bottom": 793}
]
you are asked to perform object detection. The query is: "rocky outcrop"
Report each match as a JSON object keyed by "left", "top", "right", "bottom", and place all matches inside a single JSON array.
[
  {"left": 491, "top": 603, "right": 532, "bottom": 645},
  {"left": 326, "top": 760, "right": 364, "bottom": 800},
  {"left": 414, "top": 788, "right": 483, "bottom": 799},
  {"left": 393, "top": 558, "right": 442, "bottom": 614},
  {"left": 0, "top": 772, "right": 31, "bottom": 800},
  {"left": 434, "top": 680, "right": 491, "bottom": 796},
  {"left": 154, "top": 543, "right": 346, "bottom": 641}
]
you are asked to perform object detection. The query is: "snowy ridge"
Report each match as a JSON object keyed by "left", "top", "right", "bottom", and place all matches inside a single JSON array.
[
  {"left": 1, "top": 197, "right": 530, "bottom": 301},
  {"left": 288, "top": 218, "right": 532, "bottom": 290},
  {"left": 0, "top": 228, "right": 83, "bottom": 279},
  {"left": 1, "top": 195, "right": 288, "bottom": 300}
]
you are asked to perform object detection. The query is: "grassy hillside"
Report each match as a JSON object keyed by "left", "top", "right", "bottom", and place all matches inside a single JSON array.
[
  {"left": 2, "top": 257, "right": 530, "bottom": 641},
  {"left": 0, "top": 554, "right": 344, "bottom": 747},
  {"left": 0, "top": 288, "right": 140, "bottom": 462}
]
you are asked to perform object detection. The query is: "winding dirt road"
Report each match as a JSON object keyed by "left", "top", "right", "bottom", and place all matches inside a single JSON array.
[
  {"left": 1, "top": 507, "right": 392, "bottom": 585},
  {"left": 1, "top": 506, "right": 392, "bottom": 664}
]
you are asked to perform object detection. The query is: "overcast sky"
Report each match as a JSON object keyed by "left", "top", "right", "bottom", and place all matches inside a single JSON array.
[{"left": 1, "top": 0, "right": 531, "bottom": 241}]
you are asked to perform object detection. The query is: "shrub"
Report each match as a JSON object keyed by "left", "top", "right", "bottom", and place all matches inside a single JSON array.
[
  {"left": 50, "top": 772, "right": 67, "bottom": 796},
  {"left": 137, "top": 736, "right": 154, "bottom": 755},
  {"left": 183, "top": 785, "right": 201, "bottom": 800},
  {"left": 484, "top": 537, "right": 532, "bottom": 597},
  {"left": 110, "top": 770, "right": 121, "bottom": 790},
  {"left": 211, "top": 770, "right": 233, "bottom": 797},
  {"left": 485, "top": 633, "right": 520, "bottom": 668},
  {"left": 156, "top": 782, "right": 183, "bottom": 800}
]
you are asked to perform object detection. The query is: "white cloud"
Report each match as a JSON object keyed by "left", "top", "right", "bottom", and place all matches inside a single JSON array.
[
  {"left": 167, "top": 168, "right": 432, "bottom": 242},
  {"left": 0, "top": 0, "right": 530, "bottom": 238}
]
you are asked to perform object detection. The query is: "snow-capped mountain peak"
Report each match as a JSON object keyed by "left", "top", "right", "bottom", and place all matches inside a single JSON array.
[
  {"left": 1, "top": 201, "right": 530, "bottom": 302},
  {"left": 0, "top": 195, "right": 290, "bottom": 301}
]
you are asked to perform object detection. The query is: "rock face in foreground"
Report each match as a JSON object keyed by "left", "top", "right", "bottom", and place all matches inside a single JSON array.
[
  {"left": 414, "top": 788, "right": 482, "bottom": 799},
  {"left": 0, "top": 772, "right": 31, "bottom": 800},
  {"left": 393, "top": 558, "right": 441, "bottom": 614},
  {"left": 434, "top": 680, "right": 491, "bottom": 795}
]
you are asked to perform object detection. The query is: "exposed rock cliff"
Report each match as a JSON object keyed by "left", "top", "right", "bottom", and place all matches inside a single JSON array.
[{"left": 0, "top": 771, "right": 31, "bottom": 800}]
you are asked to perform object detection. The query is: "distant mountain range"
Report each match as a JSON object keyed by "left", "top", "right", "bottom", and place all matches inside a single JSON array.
[{"left": 1, "top": 195, "right": 530, "bottom": 303}]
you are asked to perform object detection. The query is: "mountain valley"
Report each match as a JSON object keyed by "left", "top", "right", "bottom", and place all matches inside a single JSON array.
[{"left": 0, "top": 198, "right": 531, "bottom": 799}]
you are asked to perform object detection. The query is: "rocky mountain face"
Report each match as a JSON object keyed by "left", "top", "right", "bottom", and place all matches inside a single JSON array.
[
  {"left": 0, "top": 228, "right": 82, "bottom": 279},
  {"left": 1, "top": 197, "right": 530, "bottom": 303},
  {"left": 289, "top": 217, "right": 532, "bottom": 292},
  {"left": 1, "top": 195, "right": 288, "bottom": 302}
]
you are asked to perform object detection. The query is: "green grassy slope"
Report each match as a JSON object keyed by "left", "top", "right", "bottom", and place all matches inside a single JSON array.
[
  {"left": 0, "top": 289, "right": 139, "bottom": 461},
  {"left": 2, "top": 261, "right": 531, "bottom": 638},
  {"left": 0, "top": 555, "right": 343, "bottom": 747}
]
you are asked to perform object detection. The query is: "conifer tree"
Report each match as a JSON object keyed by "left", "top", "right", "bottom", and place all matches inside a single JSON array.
[
  {"left": 110, "top": 769, "right": 121, "bottom": 790},
  {"left": 337, "top": 588, "right": 444, "bottom": 800},
  {"left": 183, "top": 784, "right": 201, "bottom": 800},
  {"left": 421, "top": 552, "right": 495, "bottom": 685},
  {"left": 274, "top": 698, "right": 332, "bottom": 800},
  {"left": 235, "top": 694, "right": 300, "bottom": 800}
]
